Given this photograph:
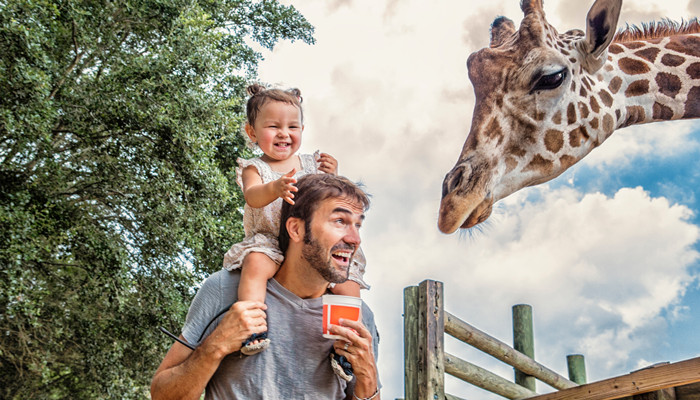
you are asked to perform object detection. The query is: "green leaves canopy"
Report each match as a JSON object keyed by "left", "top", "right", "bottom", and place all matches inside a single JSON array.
[{"left": 0, "top": 0, "right": 314, "bottom": 398}]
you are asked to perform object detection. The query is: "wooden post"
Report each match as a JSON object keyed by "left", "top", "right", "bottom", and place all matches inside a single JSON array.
[
  {"left": 404, "top": 285, "right": 419, "bottom": 400},
  {"left": 417, "top": 280, "right": 445, "bottom": 400},
  {"left": 513, "top": 304, "right": 536, "bottom": 392},
  {"left": 567, "top": 354, "right": 587, "bottom": 385}
]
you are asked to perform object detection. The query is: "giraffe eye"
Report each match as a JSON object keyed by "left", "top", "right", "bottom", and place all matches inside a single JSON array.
[{"left": 532, "top": 69, "right": 567, "bottom": 91}]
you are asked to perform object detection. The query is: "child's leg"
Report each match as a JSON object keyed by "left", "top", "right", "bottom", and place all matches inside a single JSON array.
[
  {"left": 239, "top": 252, "right": 280, "bottom": 303},
  {"left": 329, "top": 280, "right": 361, "bottom": 297}
]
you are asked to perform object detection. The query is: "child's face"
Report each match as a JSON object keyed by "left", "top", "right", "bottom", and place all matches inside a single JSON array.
[{"left": 246, "top": 100, "right": 303, "bottom": 162}]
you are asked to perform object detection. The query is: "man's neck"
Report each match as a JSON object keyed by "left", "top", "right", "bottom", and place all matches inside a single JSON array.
[{"left": 274, "top": 249, "right": 329, "bottom": 299}]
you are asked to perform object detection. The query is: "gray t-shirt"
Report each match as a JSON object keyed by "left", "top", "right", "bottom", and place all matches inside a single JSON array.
[{"left": 181, "top": 269, "right": 380, "bottom": 399}]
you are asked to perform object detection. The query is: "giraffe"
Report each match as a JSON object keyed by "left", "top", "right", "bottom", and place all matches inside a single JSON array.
[{"left": 438, "top": 0, "right": 700, "bottom": 234}]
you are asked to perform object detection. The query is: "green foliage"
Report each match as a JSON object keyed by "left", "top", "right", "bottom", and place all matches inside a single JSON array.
[{"left": 0, "top": 0, "right": 314, "bottom": 397}]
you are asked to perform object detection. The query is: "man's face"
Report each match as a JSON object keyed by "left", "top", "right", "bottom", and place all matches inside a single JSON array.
[{"left": 301, "top": 196, "right": 364, "bottom": 283}]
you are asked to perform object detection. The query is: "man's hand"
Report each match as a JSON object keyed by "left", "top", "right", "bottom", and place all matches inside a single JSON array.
[
  {"left": 272, "top": 169, "right": 298, "bottom": 205},
  {"left": 330, "top": 318, "right": 380, "bottom": 400},
  {"left": 205, "top": 300, "right": 268, "bottom": 355},
  {"left": 317, "top": 153, "right": 338, "bottom": 175}
]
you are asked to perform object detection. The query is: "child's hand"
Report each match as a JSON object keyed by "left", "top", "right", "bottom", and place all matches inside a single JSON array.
[
  {"left": 317, "top": 153, "right": 338, "bottom": 175},
  {"left": 274, "top": 169, "right": 298, "bottom": 205}
]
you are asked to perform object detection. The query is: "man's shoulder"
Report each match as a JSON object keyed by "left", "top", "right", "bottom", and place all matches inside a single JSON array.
[{"left": 197, "top": 269, "right": 241, "bottom": 299}]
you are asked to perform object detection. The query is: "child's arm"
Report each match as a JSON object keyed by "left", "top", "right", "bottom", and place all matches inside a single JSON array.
[
  {"left": 317, "top": 153, "right": 338, "bottom": 175},
  {"left": 241, "top": 166, "right": 298, "bottom": 207}
]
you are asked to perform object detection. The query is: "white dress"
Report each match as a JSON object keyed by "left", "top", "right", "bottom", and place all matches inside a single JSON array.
[{"left": 223, "top": 152, "right": 369, "bottom": 289}]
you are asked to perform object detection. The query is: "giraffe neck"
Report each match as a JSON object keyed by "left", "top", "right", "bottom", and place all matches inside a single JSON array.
[{"left": 602, "top": 33, "right": 700, "bottom": 131}]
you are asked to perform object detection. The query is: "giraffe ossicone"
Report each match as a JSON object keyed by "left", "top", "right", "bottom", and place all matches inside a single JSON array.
[{"left": 438, "top": 0, "right": 700, "bottom": 234}]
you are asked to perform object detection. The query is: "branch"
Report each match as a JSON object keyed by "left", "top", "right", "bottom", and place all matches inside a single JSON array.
[{"left": 49, "top": 19, "right": 84, "bottom": 100}]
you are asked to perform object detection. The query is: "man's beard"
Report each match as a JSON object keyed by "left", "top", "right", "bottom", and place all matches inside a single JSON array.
[{"left": 302, "top": 230, "right": 351, "bottom": 284}]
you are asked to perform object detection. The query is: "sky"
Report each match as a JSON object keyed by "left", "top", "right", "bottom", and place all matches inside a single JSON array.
[{"left": 253, "top": 0, "right": 700, "bottom": 398}]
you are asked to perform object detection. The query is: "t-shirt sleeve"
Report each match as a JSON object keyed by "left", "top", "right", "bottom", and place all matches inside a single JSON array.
[{"left": 181, "top": 273, "right": 224, "bottom": 347}]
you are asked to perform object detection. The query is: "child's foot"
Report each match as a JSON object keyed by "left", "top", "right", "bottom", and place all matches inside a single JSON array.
[
  {"left": 241, "top": 332, "right": 270, "bottom": 355},
  {"left": 330, "top": 348, "right": 353, "bottom": 381}
]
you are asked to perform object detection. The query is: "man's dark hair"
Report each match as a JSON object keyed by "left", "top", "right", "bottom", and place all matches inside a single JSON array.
[{"left": 279, "top": 174, "right": 370, "bottom": 253}]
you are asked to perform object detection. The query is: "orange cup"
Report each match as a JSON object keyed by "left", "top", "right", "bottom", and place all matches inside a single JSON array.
[{"left": 322, "top": 294, "right": 362, "bottom": 339}]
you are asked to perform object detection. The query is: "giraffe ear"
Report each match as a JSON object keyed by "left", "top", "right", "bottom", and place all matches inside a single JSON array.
[
  {"left": 490, "top": 17, "right": 516, "bottom": 48},
  {"left": 581, "top": 0, "right": 622, "bottom": 72}
]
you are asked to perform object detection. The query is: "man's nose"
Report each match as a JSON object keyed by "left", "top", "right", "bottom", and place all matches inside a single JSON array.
[{"left": 344, "top": 225, "right": 361, "bottom": 247}]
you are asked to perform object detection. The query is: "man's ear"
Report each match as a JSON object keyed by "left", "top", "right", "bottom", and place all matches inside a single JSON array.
[{"left": 285, "top": 217, "right": 305, "bottom": 243}]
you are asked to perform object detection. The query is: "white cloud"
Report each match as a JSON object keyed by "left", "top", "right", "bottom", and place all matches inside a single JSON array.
[{"left": 256, "top": 0, "right": 700, "bottom": 398}]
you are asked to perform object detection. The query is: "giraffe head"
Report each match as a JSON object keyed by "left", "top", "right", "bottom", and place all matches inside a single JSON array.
[{"left": 438, "top": 0, "right": 622, "bottom": 233}]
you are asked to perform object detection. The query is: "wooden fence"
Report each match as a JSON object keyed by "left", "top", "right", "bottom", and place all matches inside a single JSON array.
[{"left": 402, "top": 279, "right": 700, "bottom": 400}]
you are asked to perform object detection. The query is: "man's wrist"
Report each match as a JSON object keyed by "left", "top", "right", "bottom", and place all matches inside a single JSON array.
[{"left": 353, "top": 387, "right": 379, "bottom": 400}]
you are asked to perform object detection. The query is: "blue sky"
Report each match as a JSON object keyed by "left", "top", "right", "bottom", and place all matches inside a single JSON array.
[{"left": 253, "top": 0, "right": 700, "bottom": 398}]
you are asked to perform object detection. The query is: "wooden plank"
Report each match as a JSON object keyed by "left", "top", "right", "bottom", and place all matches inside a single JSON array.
[
  {"left": 444, "top": 352, "right": 537, "bottom": 399},
  {"left": 404, "top": 286, "right": 419, "bottom": 400},
  {"left": 445, "top": 311, "right": 576, "bottom": 390},
  {"left": 526, "top": 357, "right": 700, "bottom": 400},
  {"left": 417, "top": 280, "right": 445, "bottom": 400}
]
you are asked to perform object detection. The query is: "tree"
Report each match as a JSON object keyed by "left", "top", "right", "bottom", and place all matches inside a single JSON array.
[{"left": 0, "top": 0, "right": 314, "bottom": 397}]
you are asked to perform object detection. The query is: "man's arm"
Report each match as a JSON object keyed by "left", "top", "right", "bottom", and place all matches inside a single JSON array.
[{"left": 150, "top": 301, "right": 268, "bottom": 400}]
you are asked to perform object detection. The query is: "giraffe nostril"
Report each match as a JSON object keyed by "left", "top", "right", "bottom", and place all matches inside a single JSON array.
[{"left": 442, "top": 166, "right": 465, "bottom": 197}]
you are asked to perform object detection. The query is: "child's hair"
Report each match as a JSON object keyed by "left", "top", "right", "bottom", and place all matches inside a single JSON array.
[{"left": 246, "top": 83, "right": 304, "bottom": 126}]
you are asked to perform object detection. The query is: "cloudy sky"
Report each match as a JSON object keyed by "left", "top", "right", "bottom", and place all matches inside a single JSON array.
[{"left": 253, "top": 0, "right": 700, "bottom": 398}]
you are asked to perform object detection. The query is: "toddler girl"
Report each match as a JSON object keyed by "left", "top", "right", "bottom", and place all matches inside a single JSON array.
[{"left": 223, "top": 84, "right": 369, "bottom": 377}]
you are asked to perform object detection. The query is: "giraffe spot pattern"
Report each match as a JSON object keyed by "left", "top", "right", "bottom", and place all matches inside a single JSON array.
[
  {"left": 599, "top": 90, "right": 613, "bottom": 107},
  {"left": 567, "top": 102, "right": 577, "bottom": 124},
  {"left": 608, "top": 44, "right": 623, "bottom": 54},
  {"left": 615, "top": 109, "right": 621, "bottom": 120},
  {"left": 653, "top": 102, "right": 674, "bottom": 120},
  {"left": 578, "top": 102, "right": 590, "bottom": 118},
  {"left": 623, "top": 42, "right": 646, "bottom": 50},
  {"left": 685, "top": 86, "right": 700, "bottom": 118},
  {"left": 603, "top": 114, "right": 615, "bottom": 135},
  {"left": 608, "top": 76, "right": 623, "bottom": 94},
  {"left": 569, "top": 57, "right": 577, "bottom": 64},
  {"left": 624, "top": 106, "right": 646, "bottom": 126},
  {"left": 665, "top": 36, "right": 700, "bottom": 57},
  {"left": 661, "top": 54, "right": 686, "bottom": 67},
  {"left": 580, "top": 86, "right": 588, "bottom": 97},
  {"left": 524, "top": 154, "right": 554, "bottom": 174},
  {"left": 634, "top": 47, "right": 660, "bottom": 63},
  {"left": 590, "top": 117, "right": 599, "bottom": 129},
  {"left": 505, "top": 156, "right": 518, "bottom": 174},
  {"left": 582, "top": 77, "right": 592, "bottom": 91},
  {"left": 618, "top": 57, "right": 651, "bottom": 75},
  {"left": 560, "top": 48, "right": 570, "bottom": 56},
  {"left": 625, "top": 80, "right": 650, "bottom": 97},
  {"left": 551, "top": 110, "right": 562, "bottom": 125},
  {"left": 485, "top": 117, "right": 504, "bottom": 144},
  {"left": 656, "top": 72, "right": 682, "bottom": 98},
  {"left": 568, "top": 126, "right": 589, "bottom": 148},
  {"left": 544, "top": 129, "right": 564, "bottom": 153},
  {"left": 605, "top": 64, "right": 614, "bottom": 72},
  {"left": 590, "top": 96, "right": 600, "bottom": 113},
  {"left": 559, "top": 155, "right": 576, "bottom": 170},
  {"left": 687, "top": 62, "right": 700, "bottom": 80}
]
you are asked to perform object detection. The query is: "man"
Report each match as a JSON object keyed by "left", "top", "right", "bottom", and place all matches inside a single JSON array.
[{"left": 151, "top": 174, "right": 381, "bottom": 400}]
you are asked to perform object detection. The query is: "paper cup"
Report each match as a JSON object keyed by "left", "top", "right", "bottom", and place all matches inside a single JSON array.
[{"left": 322, "top": 294, "right": 362, "bottom": 339}]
